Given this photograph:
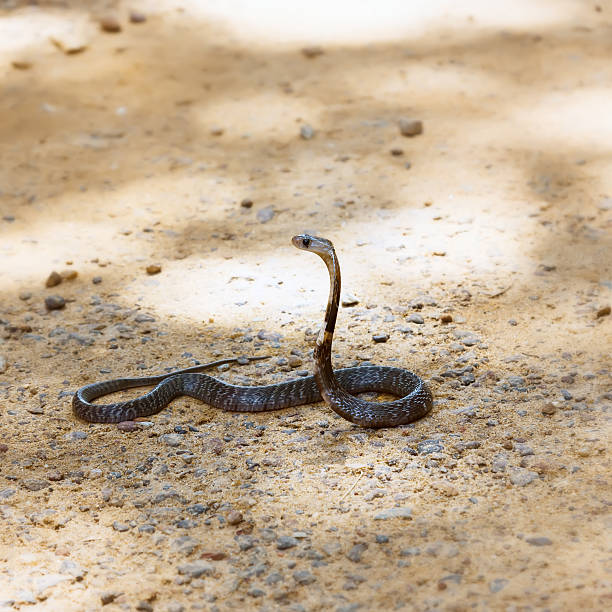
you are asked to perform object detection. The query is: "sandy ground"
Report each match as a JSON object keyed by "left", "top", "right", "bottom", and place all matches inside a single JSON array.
[{"left": 0, "top": 1, "right": 611, "bottom": 610}]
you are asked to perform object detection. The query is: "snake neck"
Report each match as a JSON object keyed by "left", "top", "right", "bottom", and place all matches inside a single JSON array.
[{"left": 314, "top": 248, "right": 341, "bottom": 401}]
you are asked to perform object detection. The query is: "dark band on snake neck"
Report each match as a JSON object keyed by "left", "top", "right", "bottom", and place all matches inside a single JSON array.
[{"left": 73, "top": 235, "right": 433, "bottom": 428}]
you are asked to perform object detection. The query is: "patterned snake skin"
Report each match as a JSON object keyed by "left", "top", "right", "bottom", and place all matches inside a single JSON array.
[{"left": 73, "top": 235, "right": 433, "bottom": 428}]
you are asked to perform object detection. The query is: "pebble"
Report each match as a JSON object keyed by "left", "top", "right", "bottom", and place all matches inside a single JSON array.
[
  {"left": 301, "top": 46, "right": 324, "bottom": 58},
  {"left": 0, "top": 488, "right": 16, "bottom": 499},
  {"left": 256, "top": 206, "right": 275, "bottom": 223},
  {"left": 277, "top": 536, "right": 298, "bottom": 550},
  {"left": 113, "top": 521, "right": 129, "bottom": 532},
  {"left": 177, "top": 562, "right": 214, "bottom": 578},
  {"left": 117, "top": 421, "right": 139, "bottom": 432},
  {"left": 417, "top": 439, "right": 443, "bottom": 455},
  {"left": 596, "top": 305, "right": 610, "bottom": 318},
  {"left": 19, "top": 291, "right": 32, "bottom": 301},
  {"left": 300, "top": 124, "right": 315, "bottom": 140},
  {"left": 398, "top": 118, "right": 423, "bottom": 137},
  {"left": 61, "top": 269, "right": 78, "bottom": 280},
  {"left": 293, "top": 570, "right": 316, "bottom": 585},
  {"left": 288, "top": 355, "right": 303, "bottom": 368},
  {"left": 375, "top": 534, "right": 389, "bottom": 544},
  {"left": 136, "top": 602, "right": 153, "bottom": 612},
  {"left": 22, "top": 478, "right": 49, "bottom": 491},
  {"left": 489, "top": 578, "right": 508, "bottom": 593},
  {"left": 146, "top": 264, "right": 162, "bottom": 275},
  {"left": 372, "top": 333, "right": 389, "bottom": 343},
  {"left": 59, "top": 559, "right": 86, "bottom": 580},
  {"left": 390, "top": 148, "right": 404, "bottom": 156},
  {"left": 100, "top": 16, "right": 122, "bottom": 33},
  {"left": 407, "top": 314, "right": 424, "bottom": 324},
  {"left": 241, "top": 198, "right": 253, "bottom": 208},
  {"left": 92, "top": 276, "right": 102, "bottom": 284},
  {"left": 561, "top": 389, "right": 572, "bottom": 400},
  {"left": 45, "top": 295, "right": 66, "bottom": 310},
  {"left": 64, "top": 431, "right": 87, "bottom": 441},
  {"left": 0, "top": 355, "right": 6, "bottom": 373},
  {"left": 374, "top": 507, "right": 412, "bottom": 520},
  {"left": 227, "top": 510, "right": 243, "bottom": 525},
  {"left": 347, "top": 543, "right": 368, "bottom": 563},
  {"left": 160, "top": 433, "right": 183, "bottom": 447},
  {"left": 526, "top": 536, "right": 552, "bottom": 546},
  {"left": 342, "top": 294, "right": 359, "bottom": 307},
  {"left": 440, "top": 314, "right": 453, "bottom": 323},
  {"left": 129, "top": 10, "right": 147, "bottom": 23},
  {"left": 541, "top": 403, "right": 557, "bottom": 415},
  {"left": 508, "top": 468, "right": 538, "bottom": 487},
  {"left": 45, "top": 271, "right": 62, "bottom": 288},
  {"left": 100, "top": 591, "right": 122, "bottom": 605}
]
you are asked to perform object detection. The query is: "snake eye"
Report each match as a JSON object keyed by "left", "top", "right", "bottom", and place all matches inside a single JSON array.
[{"left": 302, "top": 237, "right": 311, "bottom": 248}]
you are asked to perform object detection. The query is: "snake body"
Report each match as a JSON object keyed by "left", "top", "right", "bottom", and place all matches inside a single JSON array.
[{"left": 73, "top": 235, "right": 433, "bottom": 427}]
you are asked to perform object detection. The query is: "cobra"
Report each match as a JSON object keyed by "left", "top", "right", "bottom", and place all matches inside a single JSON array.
[{"left": 73, "top": 235, "right": 433, "bottom": 428}]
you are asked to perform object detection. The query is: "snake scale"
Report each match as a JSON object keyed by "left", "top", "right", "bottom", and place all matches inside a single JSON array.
[{"left": 73, "top": 235, "right": 433, "bottom": 428}]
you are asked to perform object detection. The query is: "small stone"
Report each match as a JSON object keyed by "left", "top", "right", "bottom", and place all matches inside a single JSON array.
[
  {"left": 489, "top": 578, "right": 508, "bottom": 593},
  {"left": 561, "top": 389, "right": 573, "bottom": 400},
  {"left": 92, "top": 276, "right": 102, "bottom": 284},
  {"left": 0, "top": 355, "right": 6, "bottom": 373},
  {"left": 146, "top": 264, "right": 162, "bottom": 275},
  {"left": 100, "top": 16, "right": 122, "bottom": 33},
  {"left": 293, "top": 570, "right": 316, "bottom": 585},
  {"left": 129, "top": 10, "right": 147, "bottom": 23},
  {"left": 509, "top": 468, "right": 538, "bottom": 487},
  {"left": 515, "top": 443, "right": 534, "bottom": 457},
  {"left": 399, "top": 118, "right": 423, "bottom": 137},
  {"left": 0, "top": 443, "right": 8, "bottom": 453},
  {"left": 541, "top": 403, "right": 557, "bottom": 415},
  {"left": 19, "top": 291, "right": 32, "bottom": 301},
  {"left": 374, "top": 507, "right": 412, "bottom": 520},
  {"left": 390, "top": 148, "right": 404, "bottom": 156},
  {"left": 46, "top": 470, "right": 63, "bottom": 482},
  {"left": 277, "top": 536, "right": 298, "bottom": 550},
  {"left": 596, "top": 305, "right": 610, "bottom": 318},
  {"left": 45, "top": 271, "right": 62, "bottom": 287},
  {"left": 526, "top": 536, "right": 552, "bottom": 546},
  {"left": 22, "top": 478, "right": 49, "bottom": 491},
  {"left": 59, "top": 559, "right": 86, "bottom": 580},
  {"left": 60, "top": 269, "right": 78, "bottom": 280},
  {"left": 45, "top": 295, "right": 65, "bottom": 310},
  {"left": 372, "top": 333, "right": 389, "bottom": 343},
  {"left": 177, "top": 562, "right": 214, "bottom": 578},
  {"left": 0, "top": 488, "right": 16, "bottom": 499},
  {"left": 227, "top": 510, "right": 243, "bottom": 525},
  {"left": 300, "top": 124, "right": 315, "bottom": 140},
  {"left": 347, "top": 543, "right": 368, "bottom": 563},
  {"left": 440, "top": 314, "right": 453, "bottom": 323},
  {"left": 256, "top": 206, "right": 275, "bottom": 223},
  {"left": 241, "top": 198, "right": 253, "bottom": 208},
  {"left": 64, "top": 431, "right": 87, "bottom": 441},
  {"left": 117, "top": 421, "right": 139, "bottom": 432},
  {"left": 288, "top": 355, "right": 303, "bottom": 368},
  {"left": 342, "top": 294, "right": 359, "bottom": 307},
  {"left": 407, "top": 313, "right": 424, "bottom": 324},
  {"left": 375, "top": 534, "right": 389, "bottom": 544},
  {"left": 135, "top": 602, "right": 153, "bottom": 612},
  {"left": 417, "top": 439, "right": 443, "bottom": 455},
  {"left": 100, "top": 591, "right": 121, "bottom": 605},
  {"left": 112, "top": 521, "right": 129, "bottom": 532},
  {"left": 160, "top": 433, "right": 182, "bottom": 447},
  {"left": 12, "top": 60, "right": 32, "bottom": 70},
  {"left": 301, "top": 46, "right": 324, "bottom": 58}
]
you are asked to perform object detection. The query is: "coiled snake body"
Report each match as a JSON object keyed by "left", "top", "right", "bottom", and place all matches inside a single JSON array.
[{"left": 73, "top": 235, "right": 433, "bottom": 428}]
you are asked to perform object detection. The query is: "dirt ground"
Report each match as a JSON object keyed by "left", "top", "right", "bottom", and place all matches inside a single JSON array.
[{"left": 0, "top": 1, "right": 610, "bottom": 610}]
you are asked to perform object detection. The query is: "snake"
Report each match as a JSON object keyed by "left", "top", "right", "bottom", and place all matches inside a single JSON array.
[{"left": 73, "top": 234, "right": 433, "bottom": 428}]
